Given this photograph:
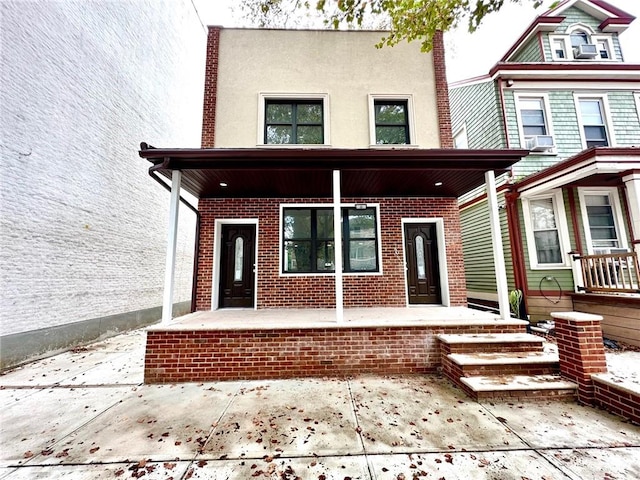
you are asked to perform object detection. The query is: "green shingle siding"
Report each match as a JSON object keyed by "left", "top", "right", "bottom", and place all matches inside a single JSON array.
[
  {"left": 511, "top": 37, "right": 543, "bottom": 62},
  {"left": 556, "top": 7, "right": 601, "bottom": 33},
  {"left": 449, "top": 80, "right": 505, "bottom": 149},
  {"left": 461, "top": 196, "right": 516, "bottom": 296},
  {"left": 609, "top": 91, "right": 640, "bottom": 145}
]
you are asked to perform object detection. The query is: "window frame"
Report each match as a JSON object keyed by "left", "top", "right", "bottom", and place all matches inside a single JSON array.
[
  {"left": 368, "top": 94, "right": 416, "bottom": 147},
  {"left": 521, "top": 190, "right": 572, "bottom": 270},
  {"left": 548, "top": 27, "right": 615, "bottom": 62},
  {"left": 574, "top": 94, "right": 615, "bottom": 149},
  {"left": 591, "top": 35, "right": 615, "bottom": 60},
  {"left": 279, "top": 203, "right": 383, "bottom": 276},
  {"left": 577, "top": 187, "right": 628, "bottom": 254},
  {"left": 257, "top": 93, "right": 330, "bottom": 146},
  {"left": 513, "top": 92, "right": 555, "bottom": 153},
  {"left": 453, "top": 124, "right": 468, "bottom": 149}
]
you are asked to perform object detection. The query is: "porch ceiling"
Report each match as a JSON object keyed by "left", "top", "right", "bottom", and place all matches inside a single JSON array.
[{"left": 139, "top": 145, "right": 528, "bottom": 199}]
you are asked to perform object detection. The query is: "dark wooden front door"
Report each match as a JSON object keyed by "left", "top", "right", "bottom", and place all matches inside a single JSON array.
[
  {"left": 404, "top": 223, "right": 441, "bottom": 305},
  {"left": 219, "top": 224, "right": 256, "bottom": 308}
]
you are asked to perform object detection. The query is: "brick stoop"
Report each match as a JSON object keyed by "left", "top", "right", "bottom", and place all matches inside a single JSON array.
[{"left": 438, "top": 333, "right": 578, "bottom": 401}]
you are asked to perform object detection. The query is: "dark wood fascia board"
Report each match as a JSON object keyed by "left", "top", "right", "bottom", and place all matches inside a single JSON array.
[
  {"left": 489, "top": 62, "right": 640, "bottom": 78},
  {"left": 499, "top": 16, "right": 565, "bottom": 63},
  {"left": 514, "top": 147, "right": 640, "bottom": 191},
  {"left": 591, "top": 0, "right": 636, "bottom": 22},
  {"left": 140, "top": 147, "right": 528, "bottom": 171}
]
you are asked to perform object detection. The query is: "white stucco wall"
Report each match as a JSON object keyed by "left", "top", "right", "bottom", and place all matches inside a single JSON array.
[
  {"left": 214, "top": 29, "right": 441, "bottom": 148},
  {"left": 0, "top": 0, "right": 206, "bottom": 337}
]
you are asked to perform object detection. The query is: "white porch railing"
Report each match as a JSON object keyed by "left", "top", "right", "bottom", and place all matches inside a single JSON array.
[{"left": 576, "top": 251, "right": 640, "bottom": 294}]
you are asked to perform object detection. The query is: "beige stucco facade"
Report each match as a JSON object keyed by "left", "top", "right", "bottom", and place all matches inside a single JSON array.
[{"left": 214, "top": 28, "right": 441, "bottom": 148}]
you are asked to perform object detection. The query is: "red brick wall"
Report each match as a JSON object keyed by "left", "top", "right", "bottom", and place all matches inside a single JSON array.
[
  {"left": 201, "top": 26, "right": 220, "bottom": 148},
  {"left": 593, "top": 378, "right": 640, "bottom": 425},
  {"left": 145, "top": 323, "right": 521, "bottom": 383},
  {"left": 195, "top": 197, "right": 467, "bottom": 310},
  {"left": 553, "top": 313, "right": 607, "bottom": 405},
  {"left": 432, "top": 30, "right": 453, "bottom": 149}
]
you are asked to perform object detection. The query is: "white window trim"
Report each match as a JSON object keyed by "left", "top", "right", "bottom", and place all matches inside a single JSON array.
[
  {"left": 513, "top": 92, "right": 556, "bottom": 154},
  {"left": 257, "top": 93, "right": 331, "bottom": 147},
  {"left": 577, "top": 187, "right": 628, "bottom": 254},
  {"left": 401, "top": 218, "right": 450, "bottom": 307},
  {"left": 211, "top": 218, "right": 260, "bottom": 311},
  {"left": 634, "top": 93, "right": 640, "bottom": 123},
  {"left": 278, "top": 203, "right": 383, "bottom": 276},
  {"left": 548, "top": 34, "right": 571, "bottom": 61},
  {"left": 368, "top": 94, "right": 418, "bottom": 148},
  {"left": 573, "top": 93, "right": 616, "bottom": 149},
  {"left": 591, "top": 35, "right": 616, "bottom": 61},
  {"left": 521, "top": 190, "right": 572, "bottom": 270},
  {"left": 453, "top": 124, "right": 468, "bottom": 149}
]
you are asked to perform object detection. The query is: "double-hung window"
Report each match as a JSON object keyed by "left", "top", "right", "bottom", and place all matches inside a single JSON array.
[
  {"left": 578, "top": 188, "right": 627, "bottom": 253},
  {"left": 515, "top": 94, "right": 554, "bottom": 151},
  {"left": 265, "top": 100, "right": 324, "bottom": 144},
  {"left": 282, "top": 206, "right": 379, "bottom": 274},
  {"left": 577, "top": 97, "right": 610, "bottom": 147},
  {"left": 522, "top": 191, "right": 571, "bottom": 269},
  {"left": 519, "top": 97, "right": 548, "bottom": 136}
]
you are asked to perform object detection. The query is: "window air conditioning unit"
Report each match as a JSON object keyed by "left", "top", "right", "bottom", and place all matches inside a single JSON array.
[
  {"left": 574, "top": 44, "right": 598, "bottom": 59},
  {"left": 525, "top": 135, "right": 555, "bottom": 152}
]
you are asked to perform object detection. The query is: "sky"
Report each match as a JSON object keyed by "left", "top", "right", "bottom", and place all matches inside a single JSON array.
[{"left": 193, "top": 0, "right": 640, "bottom": 83}]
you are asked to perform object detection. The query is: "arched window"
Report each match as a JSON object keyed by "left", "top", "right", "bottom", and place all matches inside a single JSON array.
[{"left": 570, "top": 29, "right": 590, "bottom": 48}]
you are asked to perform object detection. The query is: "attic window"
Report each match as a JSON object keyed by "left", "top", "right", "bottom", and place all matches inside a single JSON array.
[{"left": 570, "top": 30, "right": 589, "bottom": 48}]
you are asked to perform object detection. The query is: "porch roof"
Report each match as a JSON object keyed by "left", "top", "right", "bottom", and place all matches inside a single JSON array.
[
  {"left": 139, "top": 144, "right": 528, "bottom": 199},
  {"left": 515, "top": 146, "right": 640, "bottom": 197}
]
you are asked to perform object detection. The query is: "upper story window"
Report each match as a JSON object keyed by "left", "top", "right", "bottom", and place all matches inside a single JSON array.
[
  {"left": 552, "top": 38, "right": 567, "bottom": 59},
  {"left": 258, "top": 93, "right": 330, "bottom": 146},
  {"left": 374, "top": 100, "right": 409, "bottom": 144},
  {"left": 368, "top": 94, "right": 415, "bottom": 146},
  {"left": 282, "top": 205, "right": 380, "bottom": 274},
  {"left": 265, "top": 100, "right": 323, "bottom": 144},
  {"left": 522, "top": 190, "right": 572, "bottom": 269},
  {"left": 515, "top": 93, "right": 555, "bottom": 152},
  {"left": 549, "top": 26, "right": 615, "bottom": 61},
  {"left": 570, "top": 30, "right": 589, "bottom": 48},
  {"left": 575, "top": 96, "right": 613, "bottom": 148}
]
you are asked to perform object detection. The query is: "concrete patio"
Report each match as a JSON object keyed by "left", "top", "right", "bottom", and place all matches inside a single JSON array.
[{"left": 1, "top": 328, "right": 639, "bottom": 479}]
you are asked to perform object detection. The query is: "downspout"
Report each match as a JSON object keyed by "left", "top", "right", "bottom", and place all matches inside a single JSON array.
[
  {"left": 148, "top": 163, "right": 200, "bottom": 314},
  {"left": 505, "top": 189, "right": 529, "bottom": 317}
]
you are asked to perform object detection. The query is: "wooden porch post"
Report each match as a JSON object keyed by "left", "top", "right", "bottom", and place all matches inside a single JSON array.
[
  {"left": 485, "top": 171, "right": 510, "bottom": 320},
  {"left": 162, "top": 170, "right": 182, "bottom": 323},
  {"left": 333, "top": 170, "right": 344, "bottom": 323}
]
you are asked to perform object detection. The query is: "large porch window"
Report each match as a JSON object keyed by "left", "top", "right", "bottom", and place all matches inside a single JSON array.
[
  {"left": 521, "top": 190, "right": 572, "bottom": 269},
  {"left": 578, "top": 188, "right": 628, "bottom": 253},
  {"left": 282, "top": 206, "right": 379, "bottom": 274}
]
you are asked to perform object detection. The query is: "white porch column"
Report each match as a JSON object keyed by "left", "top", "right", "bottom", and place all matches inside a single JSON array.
[
  {"left": 623, "top": 172, "right": 640, "bottom": 256},
  {"left": 485, "top": 171, "right": 510, "bottom": 320},
  {"left": 333, "top": 170, "right": 344, "bottom": 323},
  {"left": 162, "top": 170, "right": 182, "bottom": 323}
]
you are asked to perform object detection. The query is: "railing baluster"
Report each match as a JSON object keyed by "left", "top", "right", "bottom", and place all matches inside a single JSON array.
[{"left": 576, "top": 251, "right": 640, "bottom": 293}]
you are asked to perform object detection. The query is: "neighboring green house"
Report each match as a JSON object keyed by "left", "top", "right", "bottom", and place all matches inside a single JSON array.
[{"left": 450, "top": 0, "right": 640, "bottom": 345}]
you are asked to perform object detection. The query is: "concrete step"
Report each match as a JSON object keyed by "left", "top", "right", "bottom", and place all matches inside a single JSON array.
[
  {"left": 437, "top": 333, "right": 545, "bottom": 355},
  {"left": 459, "top": 374, "right": 577, "bottom": 401},
  {"left": 436, "top": 333, "right": 544, "bottom": 344},
  {"left": 448, "top": 351, "right": 558, "bottom": 365},
  {"left": 445, "top": 351, "right": 560, "bottom": 377}
]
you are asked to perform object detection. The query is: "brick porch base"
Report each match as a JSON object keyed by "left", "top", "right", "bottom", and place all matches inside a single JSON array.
[{"left": 144, "top": 319, "right": 527, "bottom": 384}]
